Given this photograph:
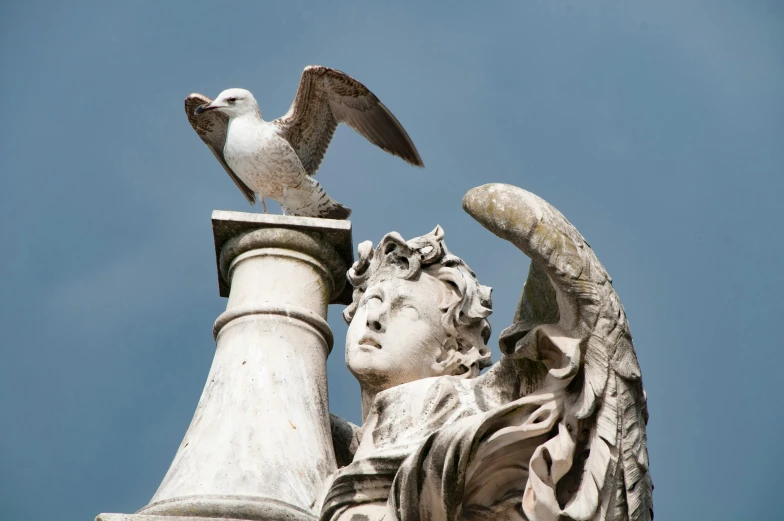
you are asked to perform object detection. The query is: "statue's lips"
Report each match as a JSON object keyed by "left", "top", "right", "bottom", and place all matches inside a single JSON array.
[{"left": 358, "top": 335, "right": 382, "bottom": 350}]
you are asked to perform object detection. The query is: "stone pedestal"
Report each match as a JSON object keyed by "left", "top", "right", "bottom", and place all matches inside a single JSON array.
[{"left": 97, "top": 212, "right": 353, "bottom": 521}]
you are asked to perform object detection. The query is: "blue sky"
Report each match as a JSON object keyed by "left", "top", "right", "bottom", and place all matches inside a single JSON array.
[{"left": 1, "top": 1, "right": 781, "bottom": 519}]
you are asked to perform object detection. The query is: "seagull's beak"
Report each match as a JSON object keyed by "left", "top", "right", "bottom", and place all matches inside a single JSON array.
[{"left": 194, "top": 103, "right": 219, "bottom": 115}]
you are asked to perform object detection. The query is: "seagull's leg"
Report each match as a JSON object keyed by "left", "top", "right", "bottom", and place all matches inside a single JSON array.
[
  {"left": 282, "top": 188, "right": 288, "bottom": 216},
  {"left": 260, "top": 197, "right": 268, "bottom": 213}
]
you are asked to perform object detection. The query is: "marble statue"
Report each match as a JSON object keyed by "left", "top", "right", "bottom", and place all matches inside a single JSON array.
[
  {"left": 323, "top": 184, "right": 652, "bottom": 521},
  {"left": 96, "top": 183, "right": 651, "bottom": 521}
]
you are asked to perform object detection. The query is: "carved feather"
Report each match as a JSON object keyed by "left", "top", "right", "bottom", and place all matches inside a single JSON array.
[
  {"left": 463, "top": 183, "right": 653, "bottom": 521},
  {"left": 619, "top": 376, "right": 652, "bottom": 521}
]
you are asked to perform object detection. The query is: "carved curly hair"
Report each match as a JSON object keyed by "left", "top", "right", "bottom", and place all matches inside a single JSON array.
[{"left": 343, "top": 226, "right": 493, "bottom": 377}]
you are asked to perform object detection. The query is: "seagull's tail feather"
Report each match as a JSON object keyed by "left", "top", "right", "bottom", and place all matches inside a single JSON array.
[
  {"left": 321, "top": 201, "right": 352, "bottom": 220},
  {"left": 284, "top": 177, "right": 352, "bottom": 220}
]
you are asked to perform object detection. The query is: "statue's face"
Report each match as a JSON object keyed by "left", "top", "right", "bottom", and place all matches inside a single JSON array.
[{"left": 346, "top": 272, "right": 448, "bottom": 392}]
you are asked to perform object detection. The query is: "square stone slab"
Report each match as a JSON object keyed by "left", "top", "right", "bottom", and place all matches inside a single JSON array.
[{"left": 212, "top": 211, "right": 354, "bottom": 303}]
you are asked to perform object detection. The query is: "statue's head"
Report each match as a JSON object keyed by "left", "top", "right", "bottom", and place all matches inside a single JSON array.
[{"left": 344, "top": 226, "right": 493, "bottom": 393}]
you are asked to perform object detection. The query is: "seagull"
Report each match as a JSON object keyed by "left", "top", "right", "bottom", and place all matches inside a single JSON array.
[{"left": 185, "top": 65, "right": 424, "bottom": 219}]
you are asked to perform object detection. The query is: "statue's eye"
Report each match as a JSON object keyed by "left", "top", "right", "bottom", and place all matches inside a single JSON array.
[
  {"left": 364, "top": 295, "right": 382, "bottom": 307},
  {"left": 399, "top": 305, "right": 419, "bottom": 320}
]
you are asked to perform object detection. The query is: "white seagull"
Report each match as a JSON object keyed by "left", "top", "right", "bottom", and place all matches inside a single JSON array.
[{"left": 185, "top": 65, "right": 424, "bottom": 219}]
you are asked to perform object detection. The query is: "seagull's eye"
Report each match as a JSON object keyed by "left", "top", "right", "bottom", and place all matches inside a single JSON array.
[{"left": 227, "top": 97, "right": 237, "bottom": 103}]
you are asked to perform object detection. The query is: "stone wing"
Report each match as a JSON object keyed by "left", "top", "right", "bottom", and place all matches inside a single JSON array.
[{"left": 463, "top": 184, "right": 653, "bottom": 521}]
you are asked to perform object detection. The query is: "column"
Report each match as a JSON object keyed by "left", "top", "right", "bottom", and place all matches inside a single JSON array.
[{"left": 98, "top": 212, "right": 353, "bottom": 521}]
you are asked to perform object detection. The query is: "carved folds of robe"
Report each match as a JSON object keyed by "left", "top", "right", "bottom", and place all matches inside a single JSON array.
[{"left": 321, "top": 344, "right": 580, "bottom": 521}]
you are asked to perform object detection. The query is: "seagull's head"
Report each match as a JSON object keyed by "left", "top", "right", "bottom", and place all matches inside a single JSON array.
[{"left": 194, "top": 88, "right": 259, "bottom": 118}]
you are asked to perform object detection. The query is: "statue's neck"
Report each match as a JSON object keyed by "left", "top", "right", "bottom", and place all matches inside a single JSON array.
[{"left": 360, "top": 388, "right": 377, "bottom": 423}]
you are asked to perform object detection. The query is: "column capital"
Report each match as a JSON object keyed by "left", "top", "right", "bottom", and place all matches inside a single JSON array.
[{"left": 212, "top": 211, "right": 354, "bottom": 304}]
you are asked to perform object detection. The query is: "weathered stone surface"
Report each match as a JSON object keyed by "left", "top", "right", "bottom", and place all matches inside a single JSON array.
[
  {"left": 97, "top": 501, "right": 313, "bottom": 521},
  {"left": 329, "top": 413, "right": 360, "bottom": 469},
  {"left": 97, "top": 185, "right": 652, "bottom": 521},
  {"left": 211, "top": 211, "right": 353, "bottom": 303},
  {"left": 98, "top": 212, "right": 353, "bottom": 521},
  {"left": 97, "top": 515, "right": 250, "bottom": 521},
  {"left": 318, "top": 184, "right": 652, "bottom": 521}
]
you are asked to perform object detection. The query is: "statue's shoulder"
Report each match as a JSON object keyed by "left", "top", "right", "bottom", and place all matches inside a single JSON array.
[
  {"left": 329, "top": 414, "right": 360, "bottom": 468},
  {"left": 373, "top": 376, "right": 467, "bottom": 420}
]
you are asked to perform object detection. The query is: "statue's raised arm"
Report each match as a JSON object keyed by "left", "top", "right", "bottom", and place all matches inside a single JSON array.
[{"left": 462, "top": 183, "right": 653, "bottom": 521}]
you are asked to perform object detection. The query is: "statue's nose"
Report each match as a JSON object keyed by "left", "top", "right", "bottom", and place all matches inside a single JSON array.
[
  {"left": 366, "top": 305, "right": 386, "bottom": 333},
  {"left": 367, "top": 318, "right": 384, "bottom": 332}
]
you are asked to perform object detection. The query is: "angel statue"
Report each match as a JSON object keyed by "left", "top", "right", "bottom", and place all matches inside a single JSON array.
[{"left": 321, "top": 183, "right": 653, "bottom": 521}]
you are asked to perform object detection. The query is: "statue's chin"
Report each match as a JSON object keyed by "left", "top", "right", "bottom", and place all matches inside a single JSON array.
[
  {"left": 346, "top": 342, "right": 385, "bottom": 378},
  {"left": 346, "top": 353, "right": 414, "bottom": 395},
  {"left": 346, "top": 357, "right": 390, "bottom": 391}
]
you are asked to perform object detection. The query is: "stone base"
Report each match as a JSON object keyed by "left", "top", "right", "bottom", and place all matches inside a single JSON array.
[
  {"left": 96, "top": 495, "right": 318, "bottom": 521},
  {"left": 96, "top": 515, "right": 249, "bottom": 521},
  {"left": 97, "top": 511, "right": 316, "bottom": 521},
  {"left": 211, "top": 211, "right": 353, "bottom": 303}
]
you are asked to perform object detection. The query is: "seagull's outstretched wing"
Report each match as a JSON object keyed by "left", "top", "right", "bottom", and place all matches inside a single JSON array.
[
  {"left": 273, "top": 65, "right": 424, "bottom": 176},
  {"left": 184, "top": 93, "right": 256, "bottom": 205}
]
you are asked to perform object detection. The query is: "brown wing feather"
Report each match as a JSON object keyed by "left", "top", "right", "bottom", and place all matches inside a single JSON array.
[
  {"left": 184, "top": 93, "right": 256, "bottom": 205},
  {"left": 273, "top": 66, "right": 424, "bottom": 176}
]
